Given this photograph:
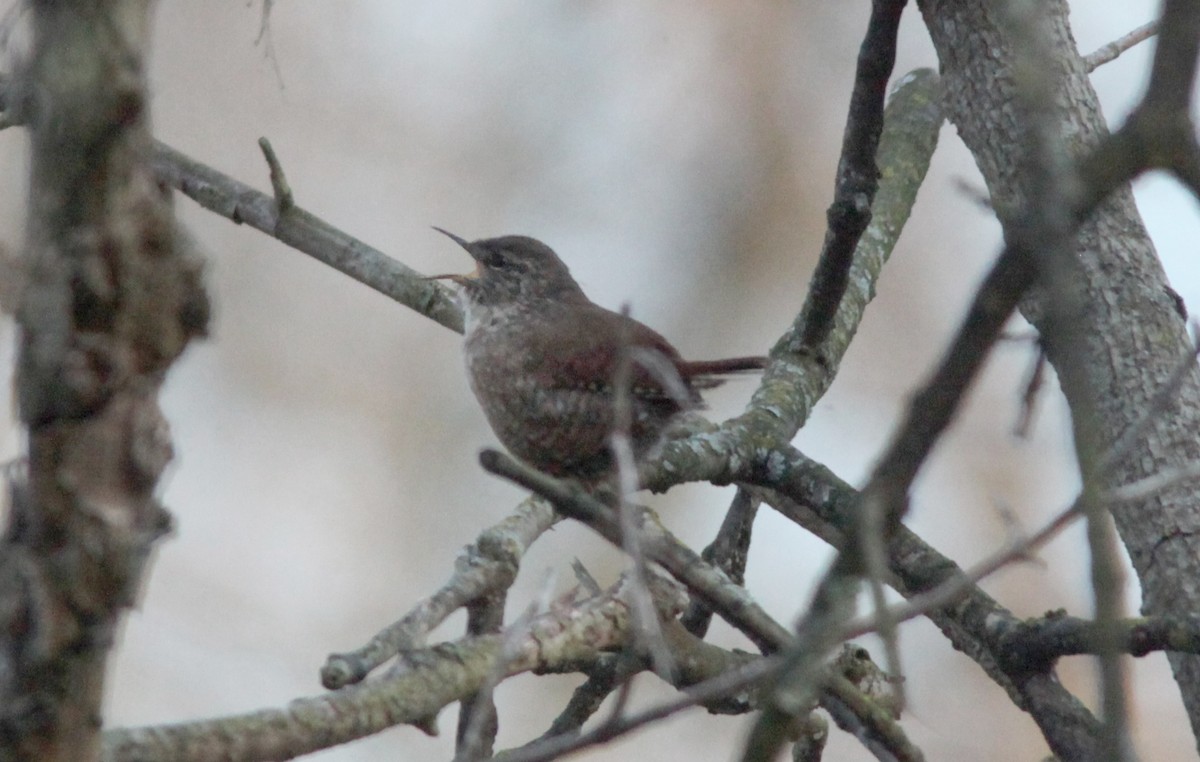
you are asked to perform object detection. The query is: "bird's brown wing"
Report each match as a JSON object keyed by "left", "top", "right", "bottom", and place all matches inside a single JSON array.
[{"left": 530, "top": 303, "right": 700, "bottom": 409}]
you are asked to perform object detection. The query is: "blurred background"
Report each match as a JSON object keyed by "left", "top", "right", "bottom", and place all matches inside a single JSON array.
[{"left": 1, "top": 2, "right": 1197, "bottom": 759}]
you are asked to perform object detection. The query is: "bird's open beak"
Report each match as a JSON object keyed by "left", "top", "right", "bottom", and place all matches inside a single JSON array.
[
  {"left": 433, "top": 226, "right": 471, "bottom": 249},
  {"left": 428, "top": 226, "right": 481, "bottom": 283}
]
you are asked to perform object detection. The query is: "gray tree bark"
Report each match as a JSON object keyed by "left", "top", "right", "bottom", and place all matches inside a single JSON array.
[
  {"left": 920, "top": 0, "right": 1200, "bottom": 747},
  {"left": 1, "top": 3, "right": 207, "bottom": 760}
]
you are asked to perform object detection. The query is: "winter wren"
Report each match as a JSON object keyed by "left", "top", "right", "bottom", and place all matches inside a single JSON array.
[{"left": 432, "top": 229, "right": 766, "bottom": 480}]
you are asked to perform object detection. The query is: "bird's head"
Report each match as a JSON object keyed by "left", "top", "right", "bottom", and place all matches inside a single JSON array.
[{"left": 430, "top": 228, "right": 586, "bottom": 307}]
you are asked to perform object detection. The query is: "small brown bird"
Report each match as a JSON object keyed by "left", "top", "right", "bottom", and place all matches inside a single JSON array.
[{"left": 432, "top": 229, "right": 766, "bottom": 479}]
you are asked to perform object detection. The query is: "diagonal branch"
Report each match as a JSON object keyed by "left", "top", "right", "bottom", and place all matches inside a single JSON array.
[
  {"left": 104, "top": 574, "right": 680, "bottom": 762},
  {"left": 478, "top": 449, "right": 924, "bottom": 762},
  {"left": 744, "top": 444, "right": 1103, "bottom": 758},
  {"left": 1083, "top": 20, "right": 1158, "bottom": 71},
  {"left": 801, "top": 0, "right": 908, "bottom": 350},
  {"left": 321, "top": 498, "right": 557, "bottom": 689},
  {"left": 150, "top": 141, "right": 463, "bottom": 333}
]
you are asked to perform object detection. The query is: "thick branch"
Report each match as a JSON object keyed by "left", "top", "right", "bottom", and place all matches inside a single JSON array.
[
  {"left": 920, "top": 0, "right": 1200, "bottom": 750},
  {"left": 744, "top": 445, "right": 1103, "bottom": 758},
  {"left": 478, "top": 449, "right": 922, "bottom": 761},
  {"left": 3, "top": 3, "right": 208, "bottom": 761},
  {"left": 104, "top": 575, "right": 678, "bottom": 762},
  {"left": 994, "top": 614, "right": 1200, "bottom": 670}
]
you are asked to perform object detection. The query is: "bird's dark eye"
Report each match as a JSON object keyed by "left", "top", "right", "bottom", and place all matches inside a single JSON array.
[{"left": 485, "top": 249, "right": 514, "bottom": 269}]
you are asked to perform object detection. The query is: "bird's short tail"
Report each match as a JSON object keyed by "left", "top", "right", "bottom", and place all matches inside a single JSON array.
[
  {"left": 682, "top": 356, "right": 768, "bottom": 390},
  {"left": 683, "top": 356, "right": 768, "bottom": 375}
]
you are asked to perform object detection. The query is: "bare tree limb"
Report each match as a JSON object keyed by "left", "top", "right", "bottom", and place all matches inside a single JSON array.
[
  {"left": 2, "top": 3, "right": 208, "bottom": 760},
  {"left": 150, "top": 141, "right": 463, "bottom": 333},
  {"left": 321, "top": 498, "right": 557, "bottom": 689},
  {"left": 104, "top": 574, "right": 682, "bottom": 762},
  {"left": 478, "top": 449, "right": 923, "bottom": 762},
  {"left": 1083, "top": 20, "right": 1159, "bottom": 71},
  {"left": 747, "top": 445, "right": 1103, "bottom": 758},
  {"left": 801, "top": 0, "right": 908, "bottom": 350},
  {"left": 917, "top": 0, "right": 1200, "bottom": 753},
  {"left": 994, "top": 614, "right": 1200, "bottom": 667}
]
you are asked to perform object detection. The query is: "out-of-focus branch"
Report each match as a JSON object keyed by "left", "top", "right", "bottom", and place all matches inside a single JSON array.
[
  {"left": 743, "top": 444, "right": 1103, "bottom": 757},
  {"left": 478, "top": 449, "right": 924, "bottom": 762},
  {"left": 800, "top": 0, "right": 908, "bottom": 350},
  {"left": 104, "top": 573, "right": 682, "bottom": 762},
  {"left": 3, "top": 3, "right": 209, "bottom": 761},
  {"left": 921, "top": 0, "right": 1200, "bottom": 752},
  {"left": 993, "top": 614, "right": 1200, "bottom": 667},
  {"left": 1074, "top": 0, "right": 1200, "bottom": 212},
  {"left": 321, "top": 498, "right": 557, "bottom": 689}
]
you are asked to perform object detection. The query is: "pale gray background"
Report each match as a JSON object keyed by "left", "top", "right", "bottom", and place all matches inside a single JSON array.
[{"left": 1, "top": 2, "right": 1196, "bottom": 760}]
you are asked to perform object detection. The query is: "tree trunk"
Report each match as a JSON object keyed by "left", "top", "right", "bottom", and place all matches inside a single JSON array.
[
  {"left": 920, "top": 0, "right": 1200, "bottom": 746},
  {"left": 1, "top": 3, "right": 207, "bottom": 760}
]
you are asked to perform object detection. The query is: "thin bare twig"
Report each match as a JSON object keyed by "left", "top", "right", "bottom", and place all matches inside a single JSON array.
[
  {"left": 1084, "top": 20, "right": 1159, "bottom": 72},
  {"left": 611, "top": 303, "right": 676, "bottom": 682},
  {"left": 1074, "top": 0, "right": 1200, "bottom": 212},
  {"left": 151, "top": 141, "right": 464, "bottom": 333},
  {"left": 494, "top": 656, "right": 783, "bottom": 762},
  {"left": 680, "top": 487, "right": 760, "bottom": 637},
  {"left": 1104, "top": 460, "right": 1200, "bottom": 505},
  {"left": 841, "top": 500, "right": 1082, "bottom": 640},
  {"left": 321, "top": 498, "right": 557, "bottom": 689},
  {"left": 257, "top": 136, "right": 294, "bottom": 211},
  {"left": 801, "top": 0, "right": 908, "bottom": 350},
  {"left": 456, "top": 574, "right": 557, "bottom": 762},
  {"left": 254, "top": 0, "right": 287, "bottom": 90}
]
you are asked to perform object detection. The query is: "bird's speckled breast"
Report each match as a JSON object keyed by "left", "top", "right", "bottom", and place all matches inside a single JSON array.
[{"left": 461, "top": 302, "right": 662, "bottom": 476}]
